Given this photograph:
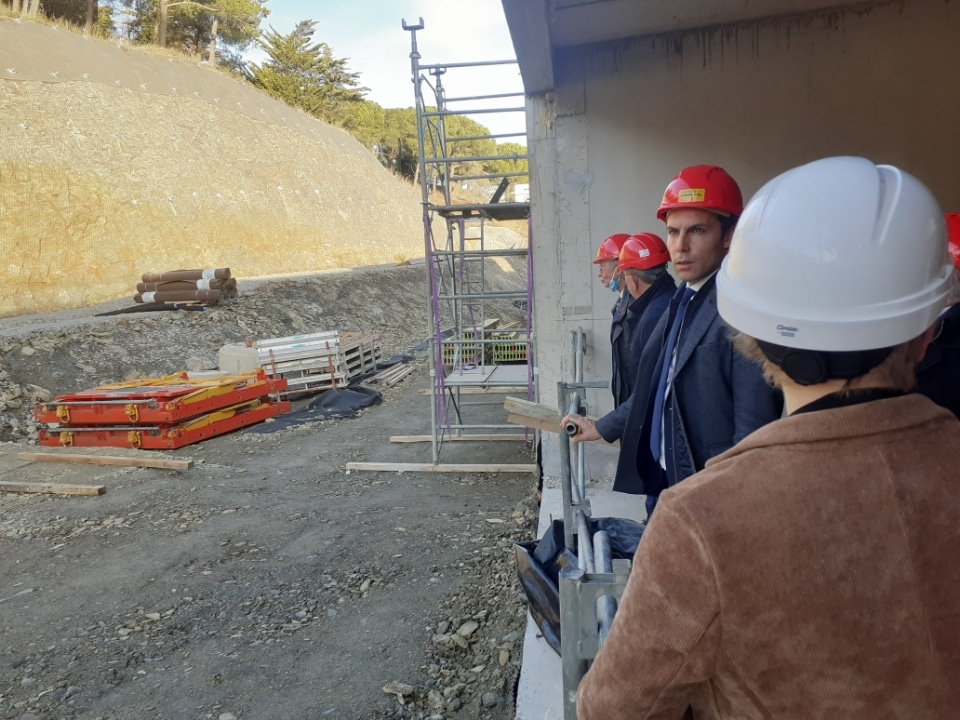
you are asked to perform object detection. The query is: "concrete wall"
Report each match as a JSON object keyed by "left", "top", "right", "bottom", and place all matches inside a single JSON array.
[{"left": 529, "top": 0, "right": 960, "bottom": 478}]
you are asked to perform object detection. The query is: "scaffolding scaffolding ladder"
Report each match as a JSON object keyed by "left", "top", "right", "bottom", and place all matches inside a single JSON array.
[{"left": 404, "top": 18, "right": 537, "bottom": 463}]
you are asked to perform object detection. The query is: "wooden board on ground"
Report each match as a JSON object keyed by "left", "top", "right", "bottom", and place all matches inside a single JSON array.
[
  {"left": 389, "top": 434, "right": 528, "bottom": 443},
  {"left": 345, "top": 462, "right": 535, "bottom": 474},
  {"left": 18, "top": 452, "right": 192, "bottom": 470},
  {"left": 0, "top": 481, "right": 105, "bottom": 496}
]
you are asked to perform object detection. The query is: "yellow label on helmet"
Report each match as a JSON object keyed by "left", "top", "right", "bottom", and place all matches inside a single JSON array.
[{"left": 678, "top": 188, "right": 706, "bottom": 203}]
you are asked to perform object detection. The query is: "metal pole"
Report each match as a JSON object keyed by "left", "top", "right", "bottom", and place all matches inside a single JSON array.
[
  {"left": 574, "top": 327, "right": 587, "bottom": 500},
  {"left": 558, "top": 381, "right": 576, "bottom": 551},
  {"left": 576, "top": 509, "right": 595, "bottom": 573},
  {"left": 404, "top": 18, "right": 440, "bottom": 463},
  {"left": 594, "top": 530, "right": 618, "bottom": 646}
]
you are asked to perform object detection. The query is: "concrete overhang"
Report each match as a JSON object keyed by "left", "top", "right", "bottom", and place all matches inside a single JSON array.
[{"left": 502, "top": 0, "right": 889, "bottom": 93}]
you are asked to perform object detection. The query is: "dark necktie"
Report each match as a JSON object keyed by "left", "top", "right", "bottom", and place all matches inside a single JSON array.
[{"left": 649, "top": 285, "right": 696, "bottom": 460}]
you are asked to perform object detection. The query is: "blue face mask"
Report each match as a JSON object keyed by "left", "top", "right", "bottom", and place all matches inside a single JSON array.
[{"left": 610, "top": 278, "right": 620, "bottom": 293}]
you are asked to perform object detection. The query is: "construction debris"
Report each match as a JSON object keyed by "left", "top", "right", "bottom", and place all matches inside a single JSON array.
[{"left": 34, "top": 370, "right": 290, "bottom": 450}]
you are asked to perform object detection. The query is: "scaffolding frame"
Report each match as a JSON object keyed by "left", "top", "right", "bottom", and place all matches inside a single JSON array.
[{"left": 404, "top": 18, "right": 537, "bottom": 463}]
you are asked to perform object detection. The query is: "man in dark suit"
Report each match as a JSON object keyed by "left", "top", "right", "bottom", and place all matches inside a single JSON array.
[
  {"left": 563, "top": 166, "right": 782, "bottom": 516},
  {"left": 610, "top": 233, "right": 675, "bottom": 406},
  {"left": 593, "top": 233, "right": 632, "bottom": 406}
]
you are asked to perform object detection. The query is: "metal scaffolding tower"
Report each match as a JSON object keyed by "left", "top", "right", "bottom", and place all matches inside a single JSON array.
[{"left": 403, "top": 18, "right": 536, "bottom": 463}]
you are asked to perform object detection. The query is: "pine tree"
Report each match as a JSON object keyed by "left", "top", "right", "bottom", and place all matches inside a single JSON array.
[{"left": 247, "top": 20, "right": 368, "bottom": 124}]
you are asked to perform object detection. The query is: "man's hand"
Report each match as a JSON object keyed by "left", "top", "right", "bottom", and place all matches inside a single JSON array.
[{"left": 560, "top": 414, "right": 600, "bottom": 443}]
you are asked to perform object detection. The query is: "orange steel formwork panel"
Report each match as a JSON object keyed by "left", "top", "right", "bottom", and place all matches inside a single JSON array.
[
  {"left": 34, "top": 371, "right": 287, "bottom": 425},
  {"left": 38, "top": 398, "right": 291, "bottom": 450}
]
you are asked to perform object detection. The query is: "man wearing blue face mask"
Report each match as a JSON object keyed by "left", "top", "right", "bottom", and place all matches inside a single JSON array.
[{"left": 594, "top": 233, "right": 632, "bottom": 406}]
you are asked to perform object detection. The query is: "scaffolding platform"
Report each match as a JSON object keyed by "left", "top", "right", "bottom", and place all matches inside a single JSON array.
[
  {"left": 444, "top": 363, "right": 530, "bottom": 387},
  {"left": 434, "top": 202, "right": 532, "bottom": 222}
]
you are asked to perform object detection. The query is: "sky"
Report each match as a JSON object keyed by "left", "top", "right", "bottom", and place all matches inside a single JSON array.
[{"left": 247, "top": 0, "right": 526, "bottom": 140}]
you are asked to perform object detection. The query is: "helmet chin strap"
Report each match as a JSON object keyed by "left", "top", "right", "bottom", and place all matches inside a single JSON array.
[{"left": 756, "top": 340, "right": 894, "bottom": 386}]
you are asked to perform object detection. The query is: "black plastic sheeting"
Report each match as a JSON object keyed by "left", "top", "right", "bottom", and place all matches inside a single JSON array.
[
  {"left": 514, "top": 516, "right": 646, "bottom": 656},
  {"left": 247, "top": 386, "right": 382, "bottom": 434}
]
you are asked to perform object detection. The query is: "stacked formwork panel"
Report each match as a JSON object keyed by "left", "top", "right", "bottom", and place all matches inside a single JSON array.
[
  {"left": 403, "top": 19, "right": 537, "bottom": 463},
  {"left": 35, "top": 371, "right": 289, "bottom": 450},
  {"left": 218, "top": 331, "right": 381, "bottom": 397}
]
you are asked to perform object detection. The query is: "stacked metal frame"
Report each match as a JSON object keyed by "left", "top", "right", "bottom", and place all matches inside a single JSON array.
[
  {"left": 218, "top": 331, "right": 382, "bottom": 397},
  {"left": 403, "top": 18, "right": 537, "bottom": 463},
  {"left": 35, "top": 370, "right": 290, "bottom": 450}
]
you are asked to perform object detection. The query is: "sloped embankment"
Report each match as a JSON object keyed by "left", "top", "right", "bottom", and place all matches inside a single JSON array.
[{"left": 0, "top": 19, "right": 438, "bottom": 316}]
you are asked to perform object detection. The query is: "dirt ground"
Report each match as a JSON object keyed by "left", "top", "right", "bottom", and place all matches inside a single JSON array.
[{"left": 0, "top": 264, "right": 540, "bottom": 720}]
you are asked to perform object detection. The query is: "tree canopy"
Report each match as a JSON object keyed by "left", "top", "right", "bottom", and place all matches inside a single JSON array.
[
  {"left": 41, "top": 0, "right": 114, "bottom": 36},
  {"left": 246, "top": 20, "right": 368, "bottom": 125},
  {"left": 120, "top": 0, "right": 266, "bottom": 60}
]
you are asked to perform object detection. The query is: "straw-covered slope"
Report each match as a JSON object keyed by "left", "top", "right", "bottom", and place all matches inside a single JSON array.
[{"left": 0, "top": 18, "right": 434, "bottom": 316}]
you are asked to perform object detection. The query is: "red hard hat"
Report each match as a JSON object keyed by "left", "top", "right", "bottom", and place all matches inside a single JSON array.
[
  {"left": 656, "top": 165, "right": 744, "bottom": 222},
  {"left": 618, "top": 233, "right": 670, "bottom": 272},
  {"left": 593, "top": 233, "right": 631, "bottom": 264},
  {"left": 946, "top": 213, "right": 960, "bottom": 270}
]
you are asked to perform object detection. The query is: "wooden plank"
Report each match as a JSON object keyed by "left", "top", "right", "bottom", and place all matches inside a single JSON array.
[
  {"left": 389, "top": 434, "right": 528, "bottom": 443},
  {"left": 384, "top": 366, "right": 415, "bottom": 387},
  {"left": 504, "top": 396, "right": 560, "bottom": 423},
  {"left": 507, "top": 412, "right": 559, "bottom": 434},
  {"left": 418, "top": 386, "right": 528, "bottom": 395},
  {"left": 18, "top": 452, "right": 192, "bottom": 470},
  {"left": 345, "top": 462, "right": 535, "bottom": 474},
  {"left": 0, "top": 481, "right": 106, "bottom": 496}
]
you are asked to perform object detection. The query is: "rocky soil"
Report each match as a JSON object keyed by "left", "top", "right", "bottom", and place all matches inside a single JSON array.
[{"left": 0, "top": 262, "right": 539, "bottom": 720}]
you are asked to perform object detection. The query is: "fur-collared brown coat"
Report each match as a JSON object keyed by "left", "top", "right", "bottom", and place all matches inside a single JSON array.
[{"left": 577, "top": 394, "right": 960, "bottom": 719}]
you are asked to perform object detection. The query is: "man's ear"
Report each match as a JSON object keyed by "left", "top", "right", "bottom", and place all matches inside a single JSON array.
[
  {"left": 912, "top": 324, "right": 938, "bottom": 365},
  {"left": 722, "top": 226, "right": 735, "bottom": 250}
]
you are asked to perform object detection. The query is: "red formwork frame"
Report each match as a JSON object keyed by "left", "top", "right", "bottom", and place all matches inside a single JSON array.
[
  {"left": 34, "top": 371, "right": 287, "bottom": 426},
  {"left": 38, "top": 398, "right": 291, "bottom": 450}
]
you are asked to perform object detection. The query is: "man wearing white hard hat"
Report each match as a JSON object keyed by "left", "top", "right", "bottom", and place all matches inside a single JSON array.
[{"left": 577, "top": 157, "right": 960, "bottom": 719}]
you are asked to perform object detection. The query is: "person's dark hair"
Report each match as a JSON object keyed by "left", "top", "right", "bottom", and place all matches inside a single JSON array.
[
  {"left": 731, "top": 330, "right": 920, "bottom": 392},
  {"left": 623, "top": 265, "right": 669, "bottom": 285},
  {"left": 719, "top": 214, "right": 738, "bottom": 238}
]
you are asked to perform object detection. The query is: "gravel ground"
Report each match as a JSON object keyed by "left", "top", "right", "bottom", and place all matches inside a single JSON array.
[{"left": 0, "top": 263, "right": 539, "bottom": 720}]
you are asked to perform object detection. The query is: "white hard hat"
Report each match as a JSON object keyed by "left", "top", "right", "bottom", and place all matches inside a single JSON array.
[{"left": 718, "top": 156, "right": 952, "bottom": 351}]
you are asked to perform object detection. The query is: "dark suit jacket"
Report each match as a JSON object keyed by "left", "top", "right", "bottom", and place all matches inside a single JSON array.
[
  {"left": 916, "top": 303, "right": 960, "bottom": 418},
  {"left": 595, "top": 275, "right": 783, "bottom": 494},
  {"left": 610, "top": 274, "right": 675, "bottom": 407},
  {"left": 609, "top": 291, "right": 629, "bottom": 404}
]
